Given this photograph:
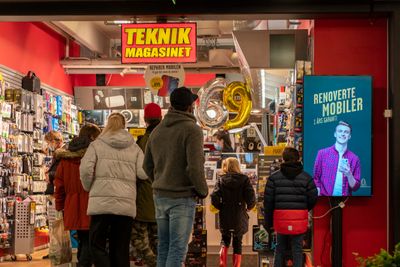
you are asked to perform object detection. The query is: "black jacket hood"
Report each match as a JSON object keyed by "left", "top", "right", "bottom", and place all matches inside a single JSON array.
[
  {"left": 280, "top": 161, "right": 304, "bottom": 179},
  {"left": 221, "top": 173, "right": 247, "bottom": 189},
  {"left": 68, "top": 136, "right": 91, "bottom": 152}
]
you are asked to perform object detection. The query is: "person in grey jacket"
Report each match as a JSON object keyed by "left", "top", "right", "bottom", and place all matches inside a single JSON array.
[
  {"left": 80, "top": 113, "right": 147, "bottom": 267},
  {"left": 143, "top": 87, "right": 208, "bottom": 267}
]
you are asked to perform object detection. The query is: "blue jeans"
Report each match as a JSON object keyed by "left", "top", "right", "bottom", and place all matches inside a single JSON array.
[
  {"left": 274, "top": 233, "right": 304, "bottom": 267},
  {"left": 154, "top": 195, "right": 196, "bottom": 267}
]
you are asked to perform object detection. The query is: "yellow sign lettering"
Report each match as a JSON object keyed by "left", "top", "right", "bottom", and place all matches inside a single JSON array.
[
  {"left": 136, "top": 48, "right": 143, "bottom": 57},
  {"left": 159, "top": 47, "right": 166, "bottom": 57},
  {"left": 170, "top": 28, "right": 177, "bottom": 44},
  {"left": 184, "top": 47, "right": 191, "bottom": 57},
  {"left": 178, "top": 28, "right": 191, "bottom": 44},
  {"left": 146, "top": 28, "right": 158, "bottom": 44},
  {"left": 158, "top": 28, "right": 170, "bottom": 44},
  {"left": 125, "top": 29, "right": 137, "bottom": 45},
  {"left": 125, "top": 47, "right": 135, "bottom": 57},
  {"left": 170, "top": 47, "right": 178, "bottom": 57},
  {"left": 178, "top": 47, "right": 184, "bottom": 57},
  {"left": 136, "top": 29, "right": 146, "bottom": 45},
  {"left": 151, "top": 48, "right": 159, "bottom": 57}
]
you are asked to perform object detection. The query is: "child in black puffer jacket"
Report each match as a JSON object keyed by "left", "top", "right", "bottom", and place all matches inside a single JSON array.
[{"left": 211, "top": 157, "right": 256, "bottom": 267}]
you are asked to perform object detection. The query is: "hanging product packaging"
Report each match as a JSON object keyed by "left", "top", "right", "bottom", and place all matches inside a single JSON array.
[
  {"left": 23, "top": 135, "right": 28, "bottom": 153},
  {"left": 28, "top": 135, "right": 33, "bottom": 154},
  {"left": 34, "top": 94, "right": 44, "bottom": 124},
  {"left": 52, "top": 118, "right": 59, "bottom": 131},
  {"left": 17, "top": 135, "right": 23, "bottom": 153},
  {"left": 3, "top": 104, "right": 11, "bottom": 119},
  {"left": 52, "top": 95, "right": 57, "bottom": 115},
  {"left": 4, "top": 89, "right": 13, "bottom": 102},
  {"left": 20, "top": 90, "right": 27, "bottom": 110},
  {"left": 44, "top": 91, "right": 50, "bottom": 111},
  {"left": 30, "top": 92, "right": 35, "bottom": 112},
  {"left": 56, "top": 96, "right": 63, "bottom": 117},
  {"left": 15, "top": 112, "right": 21, "bottom": 130},
  {"left": 2, "top": 123, "right": 8, "bottom": 138},
  {"left": 21, "top": 113, "right": 27, "bottom": 132},
  {"left": 25, "top": 92, "right": 32, "bottom": 111},
  {"left": 0, "top": 116, "right": 3, "bottom": 138},
  {"left": 28, "top": 114, "right": 34, "bottom": 132},
  {"left": 21, "top": 71, "right": 41, "bottom": 93},
  {"left": 13, "top": 88, "right": 21, "bottom": 104},
  {"left": 1, "top": 138, "right": 6, "bottom": 153}
]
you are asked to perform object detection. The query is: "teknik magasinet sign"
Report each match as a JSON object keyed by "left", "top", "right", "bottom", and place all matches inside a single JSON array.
[
  {"left": 303, "top": 76, "right": 372, "bottom": 197},
  {"left": 121, "top": 23, "right": 197, "bottom": 64}
]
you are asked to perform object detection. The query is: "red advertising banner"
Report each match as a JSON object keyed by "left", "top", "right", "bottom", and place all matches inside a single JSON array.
[{"left": 121, "top": 23, "right": 197, "bottom": 64}]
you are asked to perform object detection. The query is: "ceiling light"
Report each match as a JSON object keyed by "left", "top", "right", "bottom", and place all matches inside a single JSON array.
[{"left": 105, "top": 19, "right": 136, "bottom": 25}]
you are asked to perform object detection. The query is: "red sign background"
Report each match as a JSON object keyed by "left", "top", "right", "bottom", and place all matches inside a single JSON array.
[{"left": 121, "top": 23, "right": 197, "bottom": 64}]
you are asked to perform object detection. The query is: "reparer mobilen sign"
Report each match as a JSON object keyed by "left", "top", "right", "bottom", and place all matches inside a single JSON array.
[{"left": 121, "top": 23, "right": 197, "bottom": 64}]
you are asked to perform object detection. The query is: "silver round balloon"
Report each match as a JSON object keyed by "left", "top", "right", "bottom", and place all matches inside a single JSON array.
[{"left": 195, "top": 78, "right": 229, "bottom": 129}]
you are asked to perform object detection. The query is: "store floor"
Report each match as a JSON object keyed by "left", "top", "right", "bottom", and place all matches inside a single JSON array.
[{"left": 0, "top": 249, "right": 257, "bottom": 267}]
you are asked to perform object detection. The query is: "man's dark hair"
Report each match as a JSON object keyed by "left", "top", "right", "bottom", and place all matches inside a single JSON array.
[
  {"left": 282, "top": 147, "right": 300, "bottom": 162},
  {"left": 336, "top": 121, "right": 352, "bottom": 133},
  {"left": 79, "top": 123, "right": 101, "bottom": 140},
  {"left": 145, "top": 118, "right": 161, "bottom": 126}
]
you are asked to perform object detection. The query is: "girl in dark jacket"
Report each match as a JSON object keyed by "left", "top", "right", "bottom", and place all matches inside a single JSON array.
[
  {"left": 54, "top": 124, "right": 101, "bottom": 267},
  {"left": 211, "top": 157, "right": 256, "bottom": 267}
]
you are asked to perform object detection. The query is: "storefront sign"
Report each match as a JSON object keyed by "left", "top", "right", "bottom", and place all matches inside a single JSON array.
[
  {"left": 121, "top": 23, "right": 197, "bottom": 64},
  {"left": 303, "top": 76, "right": 372, "bottom": 197},
  {"left": 144, "top": 64, "right": 185, "bottom": 96},
  {"left": 264, "top": 146, "right": 285, "bottom": 156}
]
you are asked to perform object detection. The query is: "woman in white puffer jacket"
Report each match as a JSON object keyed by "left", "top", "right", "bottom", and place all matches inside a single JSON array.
[{"left": 80, "top": 112, "right": 148, "bottom": 267}]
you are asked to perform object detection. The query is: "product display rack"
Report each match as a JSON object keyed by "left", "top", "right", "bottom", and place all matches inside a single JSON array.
[
  {"left": 186, "top": 199, "right": 207, "bottom": 267},
  {"left": 254, "top": 154, "right": 281, "bottom": 266},
  {"left": 253, "top": 61, "right": 313, "bottom": 267},
  {"left": 0, "top": 72, "right": 77, "bottom": 261}
]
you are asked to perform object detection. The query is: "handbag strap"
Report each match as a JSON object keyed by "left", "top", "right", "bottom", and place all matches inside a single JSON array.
[{"left": 27, "top": 71, "right": 36, "bottom": 78}]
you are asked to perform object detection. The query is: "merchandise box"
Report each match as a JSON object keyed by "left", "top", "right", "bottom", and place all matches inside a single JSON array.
[
  {"left": 185, "top": 252, "right": 206, "bottom": 267},
  {"left": 188, "top": 229, "right": 207, "bottom": 253}
]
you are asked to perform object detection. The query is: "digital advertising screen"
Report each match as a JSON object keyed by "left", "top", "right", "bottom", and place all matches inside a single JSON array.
[{"left": 303, "top": 76, "right": 372, "bottom": 197}]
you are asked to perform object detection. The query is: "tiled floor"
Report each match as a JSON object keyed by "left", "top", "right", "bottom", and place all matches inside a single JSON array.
[
  {"left": 207, "top": 253, "right": 258, "bottom": 267},
  {"left": 0, "top": 249, "right": 259, "bottom": 267},
  {"left": 0, "top": 249, "right": 50, "bottom": 267}
]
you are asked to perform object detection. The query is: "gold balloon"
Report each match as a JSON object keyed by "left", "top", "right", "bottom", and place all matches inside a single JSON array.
[{"left": 223, "top": 81, "right": 252, "bottom": 130}]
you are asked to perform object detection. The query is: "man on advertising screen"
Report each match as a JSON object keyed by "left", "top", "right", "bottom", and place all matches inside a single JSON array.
[{"left": 313, "top": 121, "right": 361, "bottom": 196}]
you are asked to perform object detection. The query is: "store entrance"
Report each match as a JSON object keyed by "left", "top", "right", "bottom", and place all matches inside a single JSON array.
[{"left": 0, "top": 9, "right": 391, "bottom": 267}]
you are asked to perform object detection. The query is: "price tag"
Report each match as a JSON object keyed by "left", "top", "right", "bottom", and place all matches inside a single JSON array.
[{"left": 29, "top": 202, "right": 36, "bottom": 225}]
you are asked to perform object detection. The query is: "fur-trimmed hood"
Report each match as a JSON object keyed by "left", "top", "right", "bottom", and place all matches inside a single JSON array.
[
  {"left": 55, "top": 136, "right": 91, "bottom": 159},
  {"left": 55, "top": 148, "right": 87, "bottom": 159}
]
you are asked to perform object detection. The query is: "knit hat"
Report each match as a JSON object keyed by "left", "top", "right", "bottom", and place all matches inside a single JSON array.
[
  {"left": 170, "top": 87, "right": 198, "bottom": 109},
  {"left": 144, "top": 103, "right": 162, "bottom": 119}
]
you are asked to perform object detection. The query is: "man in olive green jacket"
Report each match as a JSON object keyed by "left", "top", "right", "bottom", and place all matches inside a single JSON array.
[
  {"left": 131, "top": 103, "right": 162, "bottom": 267},
  {"left": 143, "top": 87, "right": 208, "bottom": 267}
]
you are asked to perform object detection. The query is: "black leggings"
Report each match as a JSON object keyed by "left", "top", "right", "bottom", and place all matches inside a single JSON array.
[{"left": 221, "top": 231, "right": 243, "bottom": 254}]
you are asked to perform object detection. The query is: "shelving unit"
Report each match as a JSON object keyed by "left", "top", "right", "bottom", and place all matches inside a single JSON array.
[{"left": 0, "top": 70, "right": 77, "bottom": 260}]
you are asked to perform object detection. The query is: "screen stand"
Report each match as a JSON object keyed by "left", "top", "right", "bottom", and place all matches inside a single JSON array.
[{"left": 331, "top": 197, "right": 343, "bottom": 267}]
